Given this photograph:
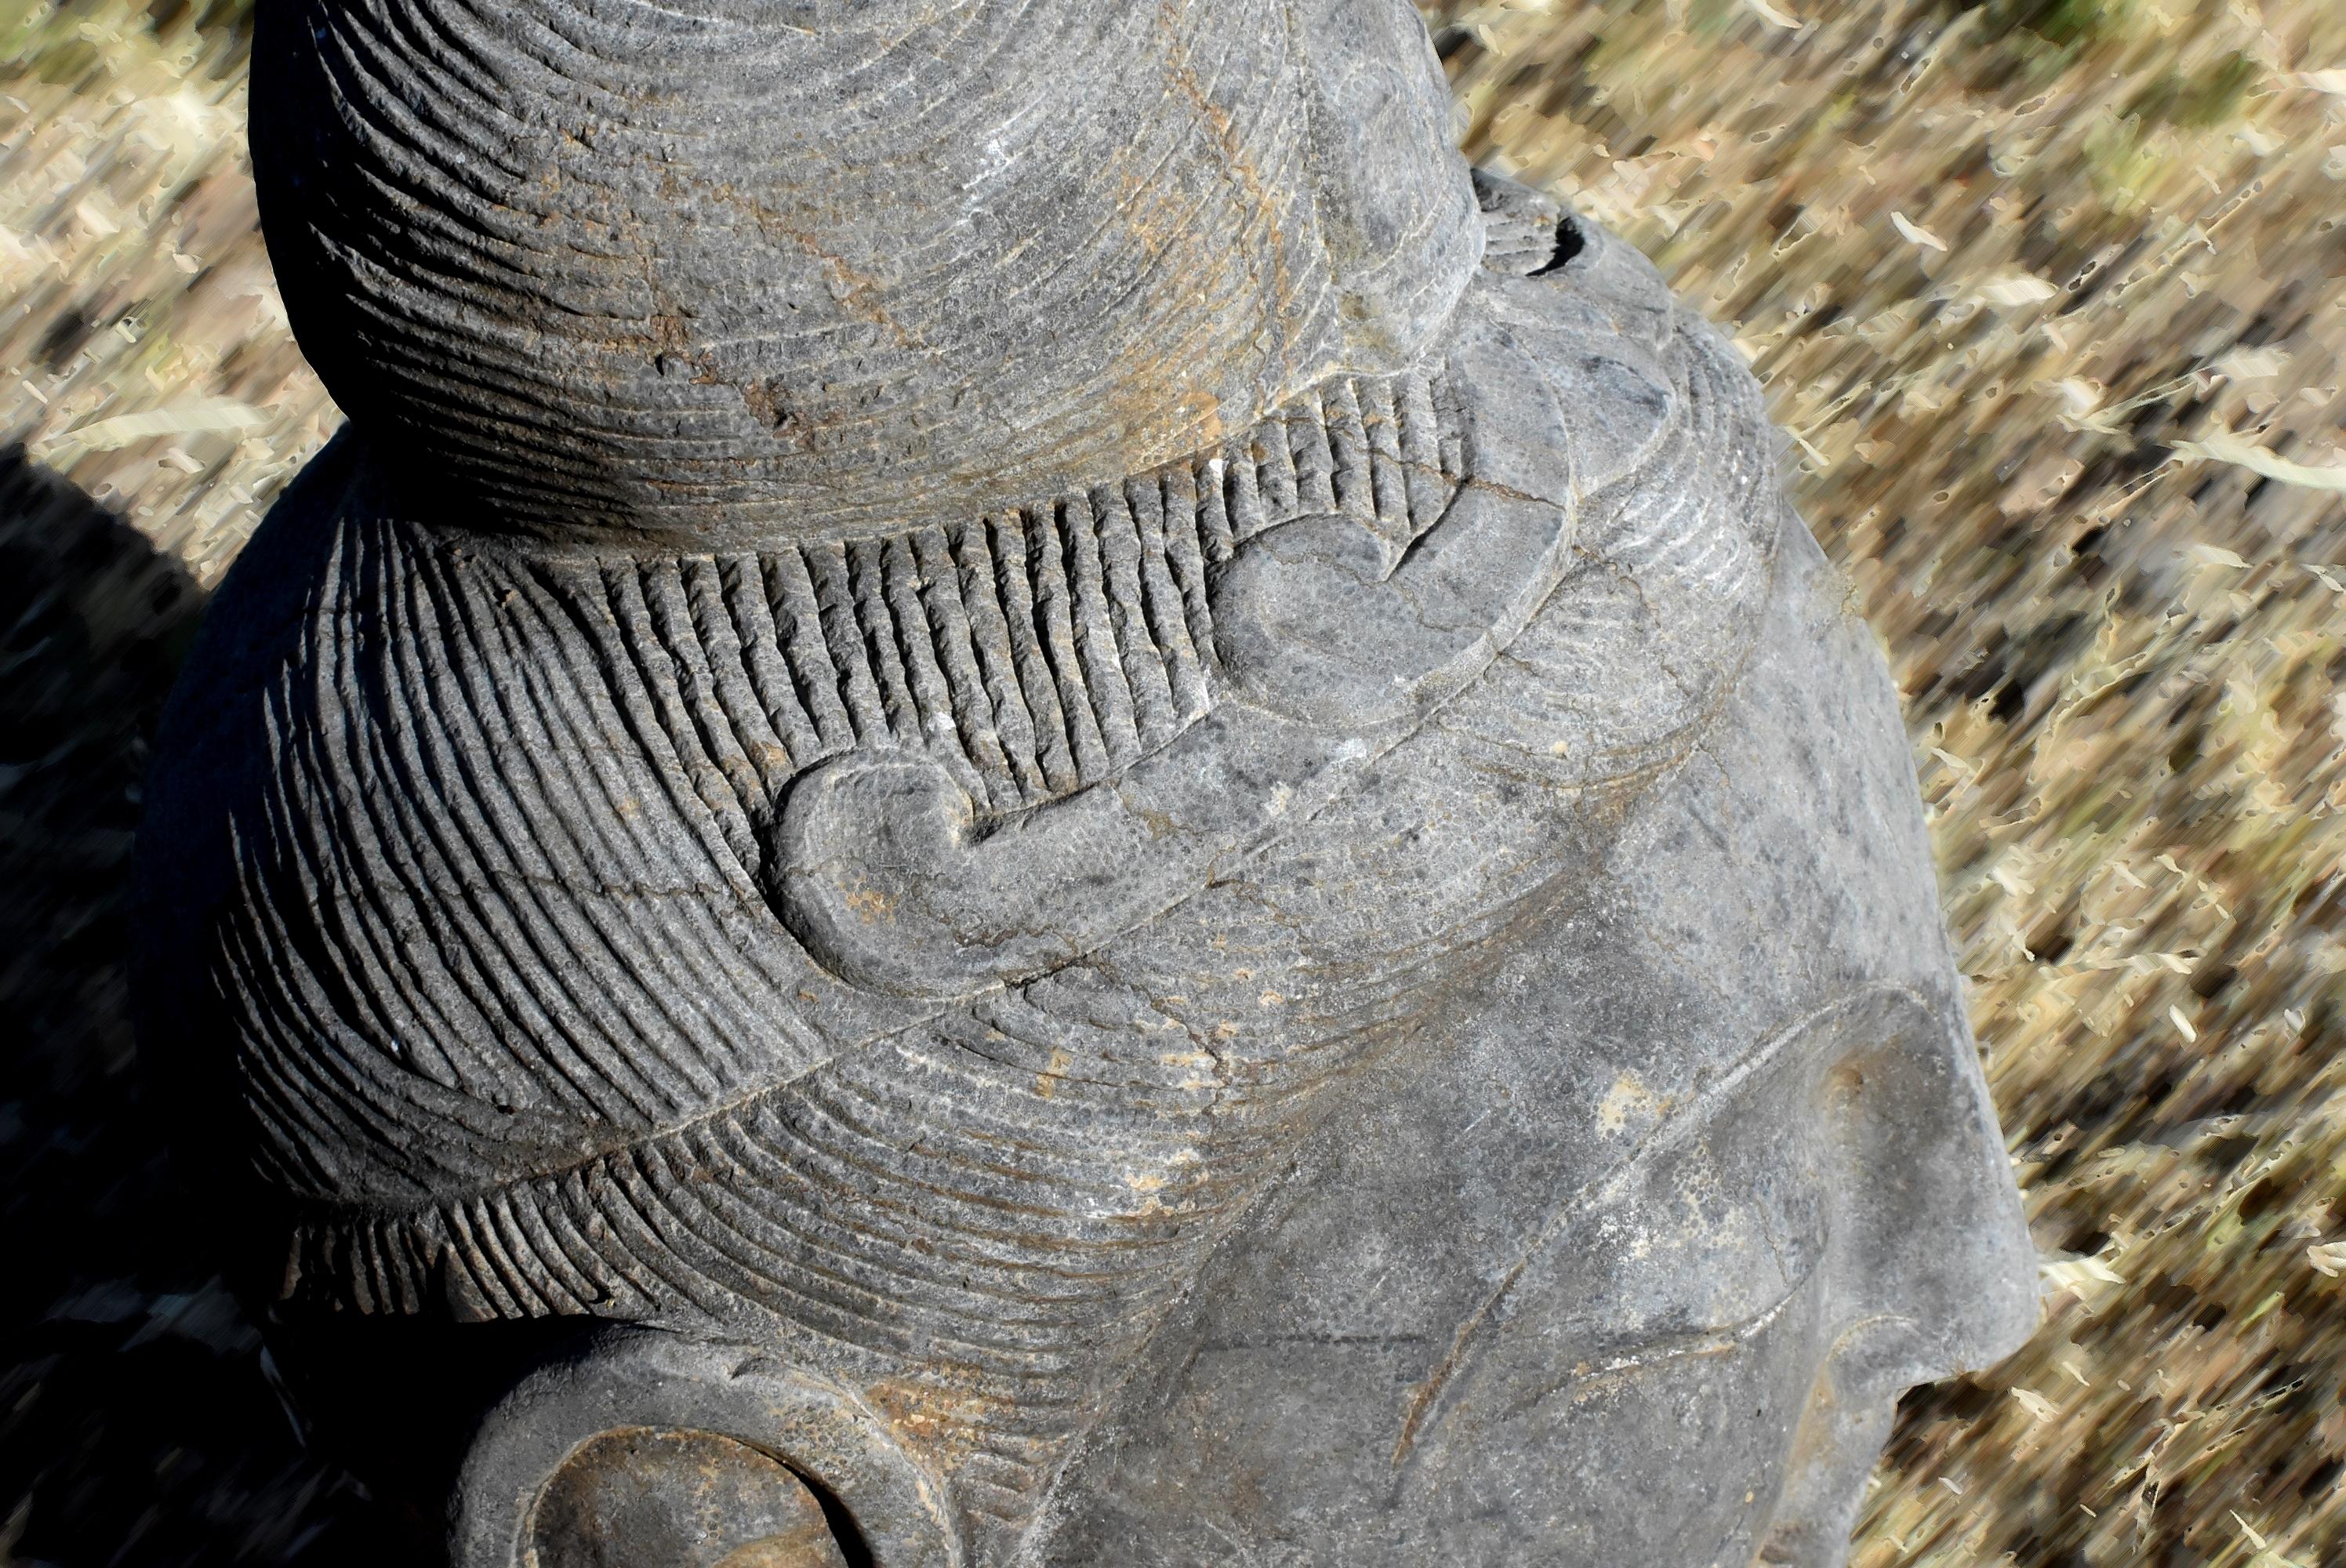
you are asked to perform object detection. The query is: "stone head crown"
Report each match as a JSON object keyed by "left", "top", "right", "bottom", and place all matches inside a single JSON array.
[{"left": 252, "top": 0, "right": 1478, "bottom": 544}]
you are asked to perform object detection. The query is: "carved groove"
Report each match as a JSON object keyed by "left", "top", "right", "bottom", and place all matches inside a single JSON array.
[
  {"left": 223, "top": 367, "right": 1466, "bottom": 1213},
  {"left": 252, "top": 0, "right": 1478, "bottom": 543},
  {"left": 180, "top": 214, "right": 1796, "bottom": 1547}
]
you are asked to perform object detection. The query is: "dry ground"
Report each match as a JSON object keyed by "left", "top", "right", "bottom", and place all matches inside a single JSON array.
[{"left": 3, "top": 0, "right": 2344, "bottom": 1563}]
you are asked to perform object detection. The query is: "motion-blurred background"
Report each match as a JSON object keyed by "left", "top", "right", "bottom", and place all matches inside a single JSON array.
[{"left": 4, "top": 0, "right": 2344, "bottom": 1562}]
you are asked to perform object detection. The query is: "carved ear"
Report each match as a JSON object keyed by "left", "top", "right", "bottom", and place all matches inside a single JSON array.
[
  {"left": 527, "top": 1428, "right": 849, "bottom": 1568},
  {"left": 453, "top": 1329, "right": 961, "bottom": 1568}
]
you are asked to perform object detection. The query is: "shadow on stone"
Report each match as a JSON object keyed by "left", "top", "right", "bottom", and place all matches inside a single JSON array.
[{"left": 0, "top": 446, "right": 389, "bottom": 1566}]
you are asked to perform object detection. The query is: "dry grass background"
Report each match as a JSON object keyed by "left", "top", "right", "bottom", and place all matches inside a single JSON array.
[{"left": 2, "top": 0, "right": 2344, "bottom": 1563}]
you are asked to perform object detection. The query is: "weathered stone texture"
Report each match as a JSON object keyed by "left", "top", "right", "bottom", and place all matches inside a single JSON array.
[{"left": 133, "top": 3, "right": 2035, "bottom": 1563}]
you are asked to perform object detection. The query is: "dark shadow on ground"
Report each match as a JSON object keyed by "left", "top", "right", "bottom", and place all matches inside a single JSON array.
[{"left": 0, "top": 446, "right": 391, "bottom": 1566}]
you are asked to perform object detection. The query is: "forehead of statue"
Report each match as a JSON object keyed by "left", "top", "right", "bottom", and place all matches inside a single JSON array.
[{"left": 251, "top": 0, "right": 1476, "bottom": 546}]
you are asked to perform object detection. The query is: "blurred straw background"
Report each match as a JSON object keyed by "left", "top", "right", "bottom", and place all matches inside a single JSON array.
[{"left": 3, "top": 0, "right": 2344, "bottom": 1562}]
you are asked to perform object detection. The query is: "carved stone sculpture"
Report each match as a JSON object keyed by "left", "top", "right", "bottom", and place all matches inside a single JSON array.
[{"left": 131, "top": 2, "right": 2039, "bottom": 1563}]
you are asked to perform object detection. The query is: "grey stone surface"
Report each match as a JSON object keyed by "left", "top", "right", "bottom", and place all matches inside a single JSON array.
[
  {"left": 132, "top": 2, "right": 2037, "bottom": 1564},
  {"left": 524, "top": 1425, "right": 847, "bottom": 1568}
]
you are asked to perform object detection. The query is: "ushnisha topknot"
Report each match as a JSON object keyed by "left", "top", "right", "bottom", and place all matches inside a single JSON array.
[{"left": 249, "top": 0, "right": 1479, "bottom": 545}]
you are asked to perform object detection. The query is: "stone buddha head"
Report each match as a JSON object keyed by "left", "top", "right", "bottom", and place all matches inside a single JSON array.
[{"left": 133, "top": 2, "right": 2038, "bottom": 1564}]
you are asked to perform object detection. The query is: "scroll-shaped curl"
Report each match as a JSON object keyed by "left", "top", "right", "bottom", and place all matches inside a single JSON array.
[{"left": 767, "top": 306, "right": 1577, "bottom": 1000}]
